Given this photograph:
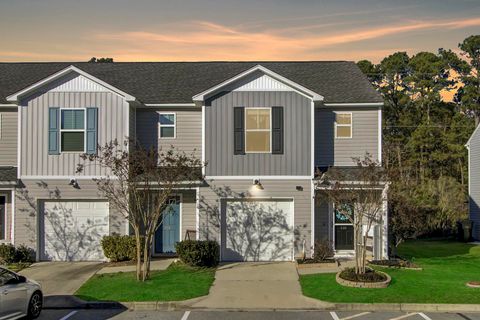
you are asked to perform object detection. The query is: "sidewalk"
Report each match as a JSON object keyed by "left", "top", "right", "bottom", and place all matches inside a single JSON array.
[{"left": 96, "top": 259, "right": 174, "bottom": 274}]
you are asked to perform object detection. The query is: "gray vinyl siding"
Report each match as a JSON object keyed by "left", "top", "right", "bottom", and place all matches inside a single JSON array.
[
  {"left": 469, "top": 128, "right": 480, "bottom": 240},
  {"left": 315, "top": 107, "right": 379, "bottom": 166},
  {"left": 19, "top": 91, "right": 129, "bottom": 177},
  {"left": 0, "top": 191, "right": 12, "bottom": 243},
  {"left": 14, "top": 179, "right": 126, "bottom": 251},
  {"left": 181, "top": 190, "right": 197, "bottom": 240},
  {"left": 205, "top": 91, "right": 311, "bottom": 176},
  {"left": 0, "top": 108, "right": 17, "bottom": 166},
  {"left": 198, "top": 179, "right": 312, "bottom": 258},
  {"left": 136, "top": 108, "right": 201, "bottom": 158}
]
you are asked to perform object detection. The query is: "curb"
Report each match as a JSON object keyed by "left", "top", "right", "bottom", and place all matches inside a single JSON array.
[{"left": 334, "top": 303, "right": 480, "bottom": 313}]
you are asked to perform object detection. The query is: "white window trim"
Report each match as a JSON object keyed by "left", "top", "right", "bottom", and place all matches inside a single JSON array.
[
  {"left": 334, "top": 111, "right": 353, "bottom": 139},
  {"left": 332, "top": 202, "right": 354, "bottom": 252},
  {"left": 59, "top": 108, "right": 87, "bottom": 153},
  {"left": 159, "top": 112, "right": 176, "bottom": 139},
  {"left": 245, "top": 107, "right": 272, "bottom": 154}
]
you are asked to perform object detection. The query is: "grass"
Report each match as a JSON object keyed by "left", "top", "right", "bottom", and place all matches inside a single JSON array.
[
  {"left": 300, "top": 239, "right": 480, "bottom": 304},
  {"left": 5, "top": 262, "right": 32, "bottom": 272},
  {"left": 75, "top": 264, "right": 216, "bottom": 302}
]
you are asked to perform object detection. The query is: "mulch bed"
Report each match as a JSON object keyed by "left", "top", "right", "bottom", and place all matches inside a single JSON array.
[
  {"left": 369, "top": 259, "right": 421, "bottom": 269},
  {"left": 297, "top": 258, "right": 336, "bottom": 264},
  {"left": 339, "top": 267, "right": 388, "bottom": 283}
]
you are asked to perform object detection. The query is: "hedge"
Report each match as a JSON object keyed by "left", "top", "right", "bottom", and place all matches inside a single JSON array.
[
  {"left": 0, "top": 244, "right": 35, "bottom": 264},
  {"left": 175, "top": 240, "right": 219, "bottom": 267},
  {"left": 101, "top": 235, "right": 139, "bottom": 262}
]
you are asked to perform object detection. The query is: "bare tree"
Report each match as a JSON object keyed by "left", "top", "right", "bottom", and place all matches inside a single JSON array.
[
  {"left": 77, "top": 139, "right": 203, "bottom": 281},
  {"left": 315, "top": 154, "right": 387, "bottom": 275}
]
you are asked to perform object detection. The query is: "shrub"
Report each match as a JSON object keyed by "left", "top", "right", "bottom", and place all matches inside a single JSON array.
[
  {"left": 313, "top": 240, "right": 334, "bottom": 262},
  {"left": 15, "top": 245, "right": 35, "bottom": 263},
  {"left": 0, "top": 244, "right": 17, "bottom": 264},
  {"left": 175, "top": 240, "right": 219, "bottom": 267},
  {"left": 101, "top": 235, "right": 138, "bottom": 262},
  {"left": 0, "top": 244, "right": 35, "bottom": 264}
]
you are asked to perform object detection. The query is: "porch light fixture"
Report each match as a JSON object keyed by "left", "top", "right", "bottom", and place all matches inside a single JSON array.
[
  {"left": 69, "top": 178, "right": 79, "bottom": 189},
  {"left": 253, "top": 179, "right": 264, "bottom": 190}
]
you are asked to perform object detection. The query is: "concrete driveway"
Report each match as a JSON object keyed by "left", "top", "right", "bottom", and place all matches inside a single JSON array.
[
  {"left": 20, "top": 262, "right": 103, "bottom": 296},
  {"left": 191, "top": 262, "right": 332, "bottom": 309}
]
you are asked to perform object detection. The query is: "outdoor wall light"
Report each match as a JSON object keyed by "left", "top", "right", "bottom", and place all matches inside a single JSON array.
[
  {"left": 69, "top": 178, "right": 80, "bottom": 189},
  {"left": 253, "top": 179, "right": 264, "bottom": 190}
]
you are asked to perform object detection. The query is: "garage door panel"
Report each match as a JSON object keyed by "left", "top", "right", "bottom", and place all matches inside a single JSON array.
[
  {"left": 42, "top": 200, "right": 109, "bottom": 261},
  {"left": 223, "top": 199, "right": 293, "bottom": 262}
]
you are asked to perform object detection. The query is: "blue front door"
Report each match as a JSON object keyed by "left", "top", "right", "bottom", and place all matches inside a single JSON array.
[{"left": 155, "top": 197, "right": 180, "bottom": 254}]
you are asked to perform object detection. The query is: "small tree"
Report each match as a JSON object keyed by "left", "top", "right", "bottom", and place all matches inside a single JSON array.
[
  {"left": 316, "top": 154, "right": 387, "bottom": 275},
  {"left": 77, "top": 139, "right": 203, "bottom": 281}
]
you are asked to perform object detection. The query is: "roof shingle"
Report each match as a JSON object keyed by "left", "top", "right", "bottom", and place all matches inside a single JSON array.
[{"left": 0, "top": 61, "right": 383, "bottom": 104}]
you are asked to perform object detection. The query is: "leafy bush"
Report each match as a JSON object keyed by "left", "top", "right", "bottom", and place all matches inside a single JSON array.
[
  {"left": 0, "top": 244, "right": 17, "bottom": 264},
  {"left": 14, "top": 245, "right": 35, "bottom": 263},
  {"left": 175, "top": 240, "right": 219, "bottom": 267},
  {"left": 0, "top": 244, "right": 35, "bottom": 264},
  {"left": 101, "top": 235, "right": 138, "bottom": 262},
  {"left": 313, "top": 240, "right": 334, "bottom": 262}
]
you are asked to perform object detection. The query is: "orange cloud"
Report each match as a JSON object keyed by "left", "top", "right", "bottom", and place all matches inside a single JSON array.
[{"left": 91, "top": 17, "right": 480, "bottom": 61}]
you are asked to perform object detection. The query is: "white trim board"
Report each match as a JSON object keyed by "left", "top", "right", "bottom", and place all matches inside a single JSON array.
[
  {"left": 205, "top": 176, "right": 312, "bottom": 180},
  {"left": 192, "top": 65, "right": 324, "bottom": 102},
  {"left": 323, "top": 102, "right": 383, "bottom": 107}
]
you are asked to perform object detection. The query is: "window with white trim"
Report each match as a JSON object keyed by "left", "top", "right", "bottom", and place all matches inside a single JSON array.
[
  {"left": 245, "top": 108, "right": 271, "bottom": 153},
  {"left": 60, "top": 109, "right": 85, "bottom": 152},
  {"left": 335, "top": 112, "right": 352, "bottom": 138},
  {"left": 159, "top": 113, "right": 176, "bottom": 139}
]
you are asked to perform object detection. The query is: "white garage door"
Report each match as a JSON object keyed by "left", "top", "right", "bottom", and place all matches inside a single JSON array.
[
  {"left": 222, "top": 199, "right": 294, "bottom": 261},
  {"left": 41, "top": 201, "right": 109, "bottom": 261}
]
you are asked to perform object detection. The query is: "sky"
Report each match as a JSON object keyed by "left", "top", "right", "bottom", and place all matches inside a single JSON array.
[{"left": 0, "top": 0, "right": 479, "bottom": 63}]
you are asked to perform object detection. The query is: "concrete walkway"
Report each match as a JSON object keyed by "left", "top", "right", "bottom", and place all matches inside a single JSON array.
[
  {"left": 19, "top": 262, "right": 103, "bottom": 296},
  {"left": 191, "top": 262, "right": 332, "bottom": 309},
  {"left": 97, "top": 259, "right": 174, "bottom": 274}
]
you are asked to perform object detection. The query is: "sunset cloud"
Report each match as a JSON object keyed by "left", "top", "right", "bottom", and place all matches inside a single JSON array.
[{"left": 91, "top": 17, "right": 480, "bottom": 61}]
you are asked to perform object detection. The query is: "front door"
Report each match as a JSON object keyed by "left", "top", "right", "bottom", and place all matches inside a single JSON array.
[
  {"left": 334, "top": 203, "right": 355, "bottom": 251},
  {"left": 155, "top": 197, "right": 180, "bottom": 254}
]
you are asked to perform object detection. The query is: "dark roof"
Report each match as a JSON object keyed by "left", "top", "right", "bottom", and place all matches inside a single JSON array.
[
  {"left": 0, "top": 166, "right": 17, "bottom": 183},
  {"left": 0, "top": 62, "right": 383, "bottom": 104}
]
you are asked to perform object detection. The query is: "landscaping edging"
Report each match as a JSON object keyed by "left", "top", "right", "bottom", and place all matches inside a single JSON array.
[
  {"left": 335, "top": 270, "right": 391, "bottom": 288},
  {"left": 368, "top": 263, "right": 422, "bottom": 271}
]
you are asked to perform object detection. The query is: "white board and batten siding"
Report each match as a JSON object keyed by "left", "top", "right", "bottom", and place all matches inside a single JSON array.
[{"left": 19, "top": 73, "right": 130, "bottom": 177}]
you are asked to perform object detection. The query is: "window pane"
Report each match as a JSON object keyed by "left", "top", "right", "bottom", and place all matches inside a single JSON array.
[
  {"left": 62, "top": 110, "right": 84, "bottom": 129},
  {"left": 159, "top": 114, "right": 175, "bottom": 125},
  {"left": 160, "top": 127, "right": 175, "bottom": 138},
  {"left": 335, "top": 203, "right": 354, "bottom": 223},
  {"left": 246, "top": 131, "right": 270, "bottom": 152},
  {"left": 336, "top": 113, "right": 351, "bottom": 125},
  {"left": 336, "top": 126, "right": 351, "bottom": 138},
  {"left": 246, "top": 109, "right": 270, "bottom": 130},
  {"left": 0, "top": 197, "right": 4, "bottom": 240},
  {"left": 61, "top": 132, "right": 84, "bottom": 151}
]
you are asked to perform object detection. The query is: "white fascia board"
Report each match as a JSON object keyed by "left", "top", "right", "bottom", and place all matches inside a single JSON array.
[
  {"left": 206, "top": 175, "right": 312, "bottom": 180},
  {"left": 144, "top": 103, "right": 196, "bottom": 107},
  {"left": 466, "top": 123, "right": 480, "bottom": 147},
  {"left": 192, "top": 65, "right": 324, "bottom": 102},
  {"left": 0, "top": 104, "right": 17, "bottom": 108},
  {"left": 322, "top": 102, "right": 384, "bottom": 107},
  {"left": 6, "top": 65, "right": 136, "bottom": 102}
]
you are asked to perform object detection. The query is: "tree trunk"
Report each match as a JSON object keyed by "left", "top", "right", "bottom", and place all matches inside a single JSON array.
[{"left": 133, "top": 227, "right": 142, "bottom": 281}]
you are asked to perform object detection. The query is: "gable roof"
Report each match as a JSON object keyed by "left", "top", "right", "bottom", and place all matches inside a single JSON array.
[
  {"left": 192, "top": 65, "right": 324, "bottom": 102},
  {"left": 0, "top": 61, "right": 383, "bottom": 105},
  {"left": 6, "top": 65, "right": 135, "bottom": 102}
]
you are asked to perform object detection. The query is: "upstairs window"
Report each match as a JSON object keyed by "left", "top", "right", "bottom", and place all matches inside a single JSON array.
[
  {"left": 245, "top": 108, "right": 271, "bottom": 153},
  {"left": 159, "top": 113, "right": 176, "bottom": 139},
  {"left": 61, "top": 109, "right": 85, "bottom": 152},
  {"left": 335, "top": 112, "right": 352, "bottom": 139}
]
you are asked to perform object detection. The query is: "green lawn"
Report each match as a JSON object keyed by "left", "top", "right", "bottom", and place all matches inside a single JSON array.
[
  {"left": 300, "top": 239, "right": 480, "bottom": 303},
  {"left": 75, "top": 264, "right": 216, "bottom": 302}
]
